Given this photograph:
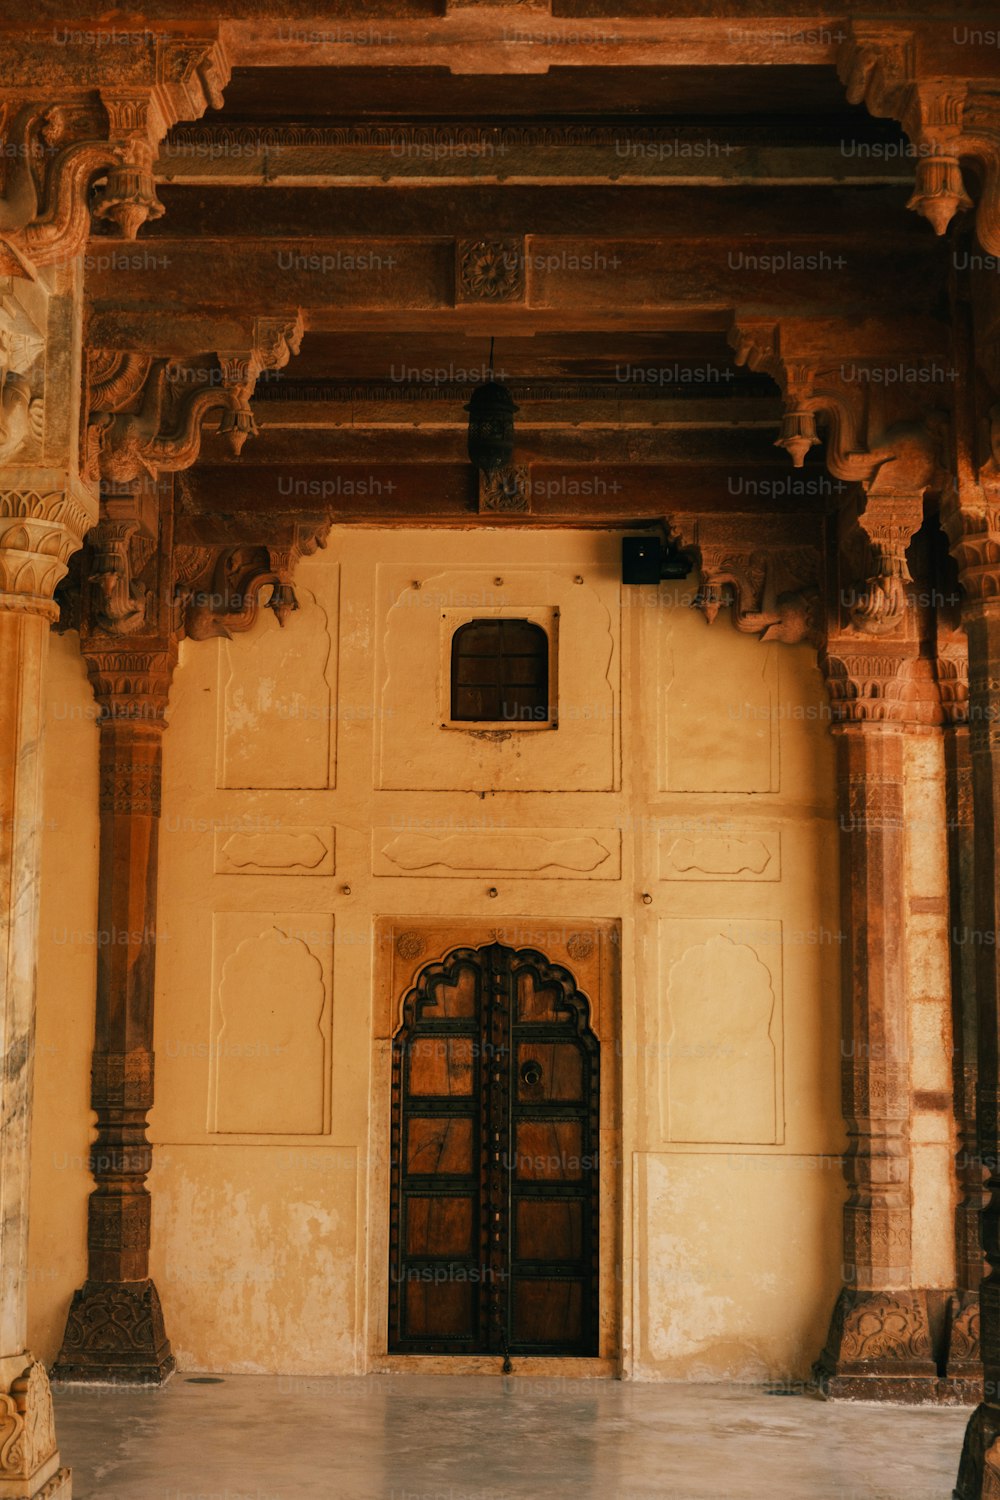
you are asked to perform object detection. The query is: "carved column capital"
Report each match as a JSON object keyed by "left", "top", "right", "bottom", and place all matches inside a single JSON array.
[
  {"left": 0, "top": 474, "right": 96, "bottom": 619},
  {"left": 942, "top": 478, "right": 1000, "bottom": 606},
  {"left": 821, "top": 641, "right": 943, "bottom": 728}
]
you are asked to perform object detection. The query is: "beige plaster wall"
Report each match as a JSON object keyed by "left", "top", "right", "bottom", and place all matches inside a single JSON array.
[
  {"left": 30, "top": 527, "right": 847, "bottom": 1382},
  {"left": 27, "top": 633, "right": 98, "bottom": 1362}
]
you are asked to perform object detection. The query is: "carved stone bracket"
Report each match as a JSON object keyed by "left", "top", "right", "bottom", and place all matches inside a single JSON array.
[
  {"left": 729, "top": 317, "right": 946, "bottom": 492},
  {"left": 88, "top": 358, "right": 254, "bottom": 484},
  {"left": 177, "top": 523, "right": 329, "bottom": 641},
  {"left": 729, "top": 318, "right": 879, "bottom": 477},
  {"left": 684, "top": 512, "right": 822, "bottom": 646},
  {"left": 840, "top": 460, "right": 935, "bottom": 638},
  {"left": 86, "top": 313, "right": 304, "bottom": 483},
  {"left": 0, "top": 35, "right": 231, "bottom": 276},
  {"left": 839, "top": 26, "right": 1000, "bottom": 252}
]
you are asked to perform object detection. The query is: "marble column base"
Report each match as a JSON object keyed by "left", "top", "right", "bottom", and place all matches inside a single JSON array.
[
  {"left": 0, "top": 1356, "right": 70, "bottom": 1500},
  {"left": 52, "top": 1280, "right": 174, "bottom": 1385},
  {"left": 814, "top": 1287, "right": 939, "bottom": 1401}
]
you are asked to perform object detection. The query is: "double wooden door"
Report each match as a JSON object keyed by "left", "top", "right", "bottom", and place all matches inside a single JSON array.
[{"left": 389, "top": 942, "right": 600, "bottom": 1358}]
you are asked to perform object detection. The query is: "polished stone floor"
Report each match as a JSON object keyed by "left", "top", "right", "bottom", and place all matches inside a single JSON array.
[{"left": 52, "top": 1373, "right": 969, "bottom": 1500}]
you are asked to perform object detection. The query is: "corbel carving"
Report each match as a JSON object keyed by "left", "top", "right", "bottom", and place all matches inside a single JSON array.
[
  {"left": 87, "top": 520, "right": 157, "bottom": 636},
  {"left": 684, "top": 510, "right": 822, "bottom": 646},
  {"left": 0, "top": 101, "right": 121, "bottom": 277},
  {"left": 88, "top": 358, "right": 255, "bottom": 483},
  {"left": 693, "top": 542, "right": 821, "bottom": 646},
  {"left": 176, "top": 523, "right": 329, "bottom": 641},
  {"left": 838, "top": 26, "right": 1000, "bottom": 253},
  {"left": 843, "top": 428, "right": 939, "bottom": 636},
  {"left": 87, "top": 313, "right": 303, "bottom": 482},
  {"left": 0, "top": 35, "right": 230, "bottom": 277},
  {"left": 730, "top": 319, "right": 896, "bottom": 481}
]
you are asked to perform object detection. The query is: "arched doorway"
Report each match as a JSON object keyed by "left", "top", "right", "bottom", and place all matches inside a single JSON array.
[{"left": 389, "top": 942, "right": 600, "bottom": 1359}]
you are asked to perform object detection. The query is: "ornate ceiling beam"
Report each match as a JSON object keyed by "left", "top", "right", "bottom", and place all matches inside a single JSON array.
[
  {"left": 84, "top": 234, "right": 945, "bottom": 350},
  {"left": 156, "top": 121, "right": 912, "bottom": 189},
  {"left": 174, "top": 458, "right": 846, "bottom": 530}
]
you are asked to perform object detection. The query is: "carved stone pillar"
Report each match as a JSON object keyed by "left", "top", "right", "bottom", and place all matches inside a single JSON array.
[
  {"left": 0, "top": 476, "right": 94, "bottom": 1497},
  {"left": 945, "top": 718, "right": 988, "bottom": 1381},
  {"left": 53, "top": 480, "right": 176, "bottom": 1384},
  {"left": 814, "top": 698, "right": 938, "bottom": 1399},
  {"left": 952, "top": 584, "right": 1000, "bottom": 1493},
  {"left": 934, "top": 611, "right": 987, "bottom": 1390}
]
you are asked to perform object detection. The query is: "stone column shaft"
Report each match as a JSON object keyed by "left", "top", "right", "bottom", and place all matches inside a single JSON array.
[
  {"left": 945, "top": 723, "right": 987, "bottom": 1387},
  {"left": 0, "top": 479, "right": 94, "bottom": 1499},
  {"left": 956, "top": 602, "right": 1000, "bottom": 1494},
  {"left": 53, "top": 600, "right": 176, "bottom": 1382},
  {"left": 816, "top": 722, "right": 937, "bottom": 1398}
]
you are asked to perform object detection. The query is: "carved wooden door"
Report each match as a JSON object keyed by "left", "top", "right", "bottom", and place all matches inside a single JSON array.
[{"left": 389, "top": 943, "right": 600, "bottom": 1358}]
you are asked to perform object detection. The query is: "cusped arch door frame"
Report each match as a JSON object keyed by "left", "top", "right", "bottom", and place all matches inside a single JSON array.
[
  {"left": 369, "top": 918, "right": 621, "bottom": 1375},
  {"left": 389, "top": 941, "right": 600, "bottom": 1359}
]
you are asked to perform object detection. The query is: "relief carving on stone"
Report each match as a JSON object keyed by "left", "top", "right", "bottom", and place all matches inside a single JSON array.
[
  {"left": 684, "top": 510, "right": 822, "bottom": 647},
  {"left": 0, "top": 1362, "right": 57, "bottom": 1479},
  {"left": 457, "top": 238, "right": 525, "bottom": 302}
]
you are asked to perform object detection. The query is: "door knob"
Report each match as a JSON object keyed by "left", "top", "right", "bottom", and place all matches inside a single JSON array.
[{"left": 520, "top": 1060, "right": 543, "bottom": 1086}]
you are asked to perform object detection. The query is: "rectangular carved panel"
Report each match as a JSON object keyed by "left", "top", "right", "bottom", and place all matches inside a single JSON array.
[
  {"left": 658, "top": 829, "right": 781, "bottom": 882},
  {"left": 214, "top": 826, "right": 335, "bottom": 876},
  {"left": 373, "top": 826, "right": 621, "bottom": 879}
]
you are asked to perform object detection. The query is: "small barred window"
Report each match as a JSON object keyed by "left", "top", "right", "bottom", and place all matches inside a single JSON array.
[{"left": 450, "top": 618, "right": 549, "bottom": 724}]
